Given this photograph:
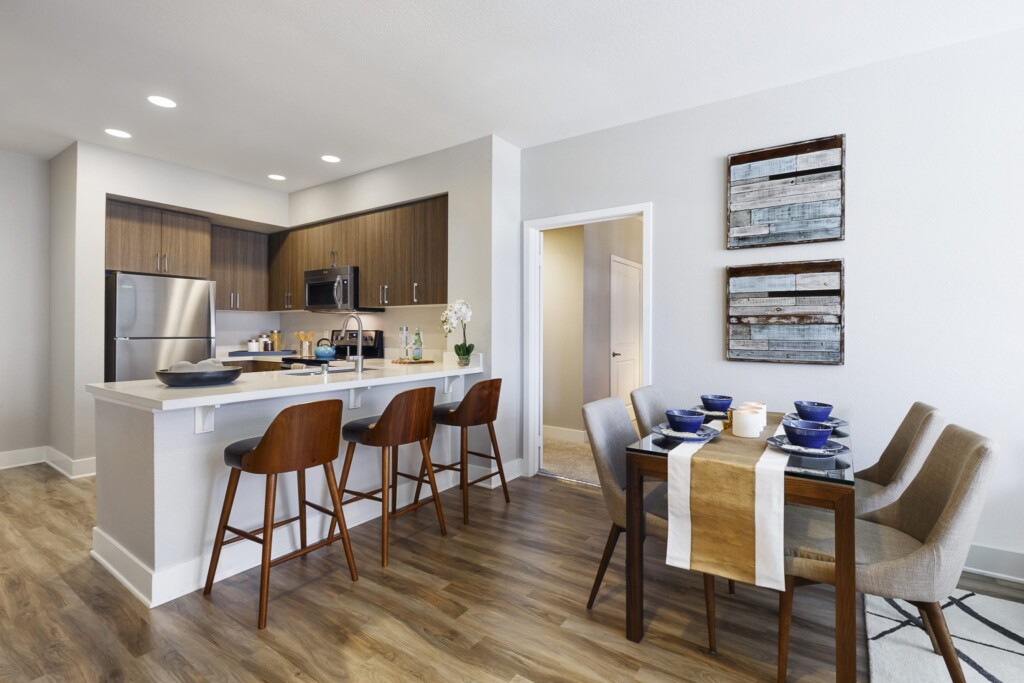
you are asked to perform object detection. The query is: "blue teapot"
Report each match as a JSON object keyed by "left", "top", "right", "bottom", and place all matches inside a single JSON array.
[{"left": 314, "top": 338, "right": 336, "bottom": 359}]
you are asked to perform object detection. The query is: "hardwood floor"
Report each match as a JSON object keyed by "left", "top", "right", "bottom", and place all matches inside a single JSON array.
[{"left": 0, "top": 464, "right": 1019, "bottom": 682}]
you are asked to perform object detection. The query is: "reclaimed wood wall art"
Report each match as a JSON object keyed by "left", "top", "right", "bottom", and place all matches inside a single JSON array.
[
  {"left": 727, "top": 134, "right": 845, "bottom": 249},
  {"left": 726, "top": 259, "right": 844, "bottom": 365}
]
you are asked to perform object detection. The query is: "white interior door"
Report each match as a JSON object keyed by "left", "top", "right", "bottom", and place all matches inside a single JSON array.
[{"left": 610, "top": 256, "right": 642, "bottom": 418}]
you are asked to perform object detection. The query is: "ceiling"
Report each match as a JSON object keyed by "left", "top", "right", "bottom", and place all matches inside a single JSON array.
[{"left": 2, "top": 1, "right": 1023, "bottom": 192}]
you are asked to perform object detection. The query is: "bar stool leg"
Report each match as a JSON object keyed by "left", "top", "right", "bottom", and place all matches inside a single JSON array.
[
  {"left": 258, "top": 473, "right": 278, "bottom": 629},
  {"left": 420, "top": 439, "right": 447, "bottom": 536},
  {"left": 460, "top": 427, "right": 469, "bottom": 524},
  {"left": 413, "top": 422, "right": 438, "bottom": 506},
  {"left": 324, "top": 462, "right": 358, "bottom": 580},
  {"left": 381, "top": 446, "right": 391, "bottom": 567},
  {"left": 329, "top": 441, "right": 357, "bottom": 543},
  {"left": 488, "top": 421, "right": 511, "bottom": 503},
  {"left": 297, "top": 469, "right": 307, "bottom": 550},
  {"left": 391, "top": 447, "right": 399, "bottom": 516},
  {"left": 204, "top": 468, "right": 241, "bottom": 595}
]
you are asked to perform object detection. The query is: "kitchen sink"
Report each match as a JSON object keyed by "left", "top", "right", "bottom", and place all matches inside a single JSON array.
[{"left": 285, "top": 367, "right": 358, "bottom": 376}]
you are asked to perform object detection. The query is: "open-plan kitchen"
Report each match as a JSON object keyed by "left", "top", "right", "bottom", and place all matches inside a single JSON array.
[{"left": 3, "top": 3, "right": 1024, "bottom": 682}]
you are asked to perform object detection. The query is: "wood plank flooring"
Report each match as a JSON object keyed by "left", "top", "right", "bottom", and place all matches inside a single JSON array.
[{"left": 0, "top": 464, "right": 1020, "bottom": 682}]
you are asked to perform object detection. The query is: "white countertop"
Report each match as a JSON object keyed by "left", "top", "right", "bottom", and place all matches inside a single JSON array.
[{"left": 86, "top": 357, "right": 483, "bottom": 412}]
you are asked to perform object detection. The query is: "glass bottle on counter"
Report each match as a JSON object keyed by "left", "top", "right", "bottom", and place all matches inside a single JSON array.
[
  {"left": 412, "top": 328, "right": 423, "bottom": 361},
  {"left": 269, "top": 330, "right": 281, "bottom": 352}
]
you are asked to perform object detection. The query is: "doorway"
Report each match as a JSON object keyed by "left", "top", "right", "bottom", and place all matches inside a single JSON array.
[{"left": 524, "top": 203, "right": 653, "bottom": 480}]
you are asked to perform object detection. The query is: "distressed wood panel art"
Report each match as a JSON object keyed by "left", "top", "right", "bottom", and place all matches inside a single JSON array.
[
  {"left": 726, "top": 259, "right": 844, "bottom": 365},
  {"left": 727, "top": 134, "right": 845, "bottom": 249}
]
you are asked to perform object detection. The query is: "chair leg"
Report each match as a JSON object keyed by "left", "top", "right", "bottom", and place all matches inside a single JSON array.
[
  {"left": 778, "top": 575, "right": 795, "bottom": 683},
  {"left": 204, "top": 468, "right": 241, "bottom": 595},
  {"left": 703, "top": 574, "right": 717, "bottom": 654},
  {"left": 380, "top": 447, "right": 390, "bottom": 567},
  {"left": 257, "top": 473, "right": 277, "bottom": 629},
  {"left": 390, "top": 446, "right": 399, "bottom": 516},
  {"left": 918, "top": 605, "right": 943, "bottom": 655},
  {"left": 728, "top": 579, "right": 736, "bottom": 595},
  {"left": 414, "top": 422, "right": 439, "bottom": 505},
  {"left": 587, "top": 524, "right": 622, "bottom": 609},
  {"left": 329, "top": 441, "right": 357, "bottom": 543},
  {"left": 913, "top": 601, "right": 966, "bottom": 683},
  {"left": 487, "top": 421, "right": 511, "bottom": 504},
  {"left": 324, "top": 462, "right": 357, "bottom": 581},
  {"left": 297, "top": 469, "right": 307, "bottom": 550},
  {"left": 419, "top": 438, "right": 447, "bottom": 536},
  {"left": 460, "top": 426, "right": 469, "bottom": 524}
]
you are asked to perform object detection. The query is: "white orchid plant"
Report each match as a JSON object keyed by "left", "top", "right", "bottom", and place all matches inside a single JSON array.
[{"left": 441, "top": 299, "right": 474, "bottom": 357}]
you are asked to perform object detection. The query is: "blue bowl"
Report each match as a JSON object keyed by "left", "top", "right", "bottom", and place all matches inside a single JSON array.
[
  {"left": 700, "top": 394, "right": 733, "bottom": 412},
  {"left": 794, "top": 400, "right": 834, "bottom": 421},
  {"left": 782, "top": 419, "right": 833, "bottom": 449},
  {"left": 666, "top": 409, "right": 705, "bottom": 433}
]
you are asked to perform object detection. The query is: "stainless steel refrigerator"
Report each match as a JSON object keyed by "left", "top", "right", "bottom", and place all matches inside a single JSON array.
[{"left": 105, "top": 273, "right": 216, "bottom": 382}]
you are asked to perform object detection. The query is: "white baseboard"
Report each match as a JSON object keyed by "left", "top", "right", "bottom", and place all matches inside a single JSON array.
[
  {"left": 965, "top": 544, "right": 1024, "bottom": 584},
  {"left": 45, "top": 446, "right": 95, "bottom": 479},
  {"left": 0, "top": 445, "right": 48, "bottom": 471},
  {"left": 467, "top": 458, "right": 522, "bottom": 489},
  {"left": 543, "top": 425, "right": 588, "bottom": 443}
]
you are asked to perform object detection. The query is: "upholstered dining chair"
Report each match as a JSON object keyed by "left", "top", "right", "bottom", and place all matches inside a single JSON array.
[
  {"left": 582, "top": 397, "right": 720, "bottom": 653},
  {"left": 631, "top": 384, "right": 668, "bottom": 438},
  {"left": 777, "top": 424, "right": 996, "bottom": 683},
  {"left": 855, "top": 401, "right": 944, "bottom": 516}
]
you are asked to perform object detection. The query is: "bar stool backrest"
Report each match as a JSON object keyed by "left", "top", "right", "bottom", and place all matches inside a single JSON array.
[
  {"left": 365, "top": 386, "right": 436, "bottom": 447},
  {"left": 242, "top": 399, "right": 343, "bottom": 474},
  {"left": 452, "top": 378, "right": 502, "bottom": 426}
]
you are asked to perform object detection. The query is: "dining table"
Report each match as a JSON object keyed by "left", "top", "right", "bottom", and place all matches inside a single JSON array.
[{"left": 625, "top": 410, "right": 856, "bottom": 682}]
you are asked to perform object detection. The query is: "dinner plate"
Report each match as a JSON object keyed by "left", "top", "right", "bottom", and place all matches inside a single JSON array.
[
  {"left": 784, "top": 413, "right": 849, "bottom": 428},
  {"left": 691, "top": 405, "right": 728, "bottom": 419},
  {"left": 767, "top": 435, "right": 850, "bottom": 457},
  {"left": 653, "top": 423, "right": 720, "bottom": 443}
]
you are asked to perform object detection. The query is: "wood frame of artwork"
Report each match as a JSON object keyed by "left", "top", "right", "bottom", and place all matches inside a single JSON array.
[
  {"left": 726, "top": 259, "right": 844, "bottom": 365},
  {"left": 727, "top": 134, "right": 845, "bottom": 249}
]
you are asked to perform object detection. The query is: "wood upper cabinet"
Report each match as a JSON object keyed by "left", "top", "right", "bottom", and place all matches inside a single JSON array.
[
  {"left": 212, "top": 226, "right": 268, "bottom": 311},
  {"left": 268, "top": 230, "right": 306, "bottom": 311},
  {"left": 105, "top": 200, "right": 211, "bottom": 278},
  {"left": 408, "top": 194, "right": 448, "bottom": 305}
]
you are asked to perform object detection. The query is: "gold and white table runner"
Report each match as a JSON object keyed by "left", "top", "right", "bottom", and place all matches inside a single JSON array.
[{"left": 666, "top": 416, "right": 788, "bottom": 590}]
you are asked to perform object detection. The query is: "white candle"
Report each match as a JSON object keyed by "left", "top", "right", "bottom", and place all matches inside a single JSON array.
[
  {"left": 732, "top": 409, "right": 762, "bottom": 438},
  {"left": 738, "top": 401, "right": 767, "bottom": 428}
]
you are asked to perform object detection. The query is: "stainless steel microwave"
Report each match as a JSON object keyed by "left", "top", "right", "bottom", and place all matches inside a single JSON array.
[{"left": 304, "top": 266, "right": 358, "bottom": 312}]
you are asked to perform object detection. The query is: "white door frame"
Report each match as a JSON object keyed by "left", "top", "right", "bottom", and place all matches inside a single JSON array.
[{"left": 521, "top": 203, "right": 654, "bottom": 477}]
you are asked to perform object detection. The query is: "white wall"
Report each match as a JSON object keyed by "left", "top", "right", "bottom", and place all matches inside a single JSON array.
[
  {"left": 290, "top": 135, "right": 524, "bottom": 469},
  {"left": 522, "top": 31, "right": 1024, "bottom": 578},
  {"left": 0, "top": 150, "right": 50, "bottom": 466},
  {"left": 54, "top": 142, "right": 289, "bottom": 470},
  {"left": 542, "top": 226, "right": 584, "bottom": 432}
]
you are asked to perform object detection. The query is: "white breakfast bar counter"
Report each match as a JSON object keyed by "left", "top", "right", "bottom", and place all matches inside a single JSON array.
[{"left": 86, "top": 357, "right": 483, "bottom": 607}]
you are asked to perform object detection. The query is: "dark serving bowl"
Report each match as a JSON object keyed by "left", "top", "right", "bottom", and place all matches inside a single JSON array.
[
  {"left": 155, "top": 367, "right": 243, "bottom": 387},
  {"left": 666, "top": 409, "right": 705, "bottom": 433},
  {"left": 700, "top": 394, "right": 733, "bottom": 412},
  {"left": 794, "top": 400, "right": 834, "bottom": 421},
  {"left": 782, "top": 419, "right": 833, "bottom": 448}
]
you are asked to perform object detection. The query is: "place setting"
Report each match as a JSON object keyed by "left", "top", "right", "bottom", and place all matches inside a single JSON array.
[{"left": 766, "top": 400, "right": 852, "bottom": 471}]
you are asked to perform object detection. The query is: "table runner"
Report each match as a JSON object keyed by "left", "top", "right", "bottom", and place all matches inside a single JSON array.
[{"left": 666, "top": 413, "right": 788, "bottom": 590}]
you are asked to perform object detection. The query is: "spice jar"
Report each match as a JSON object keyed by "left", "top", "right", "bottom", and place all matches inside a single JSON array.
[{"left": 269, "top": 330, "right": 281, "bottom": 352}]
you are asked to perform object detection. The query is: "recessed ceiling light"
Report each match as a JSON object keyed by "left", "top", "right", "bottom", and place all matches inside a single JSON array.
[
  {"left": 105, "top": 128, "right": 132, "bottom": 138},
  {"left": 147, "top": 95, "right": 177, "bottom": 108},
  {"left": 267, "top": 174, "right": 286, "bottom": 181},
  {"left": 321, "top": 155, "right": 341, "bottom": 163}
]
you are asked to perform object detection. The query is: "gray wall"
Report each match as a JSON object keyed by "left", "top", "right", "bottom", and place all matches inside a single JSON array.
[
  {"left": 542, "top": 226, "right": 584, "bottom": 431},
  {"left": 0, "top": 150, "right": 50, "bottom": 455}
]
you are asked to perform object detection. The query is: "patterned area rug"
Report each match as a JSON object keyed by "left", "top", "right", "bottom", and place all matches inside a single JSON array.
[{"left": 866, "top": 590, "right": 1024, "bottom": 682}]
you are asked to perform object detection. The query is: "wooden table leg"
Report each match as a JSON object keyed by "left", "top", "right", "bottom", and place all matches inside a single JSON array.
[
  {"left": 626, "top": 454, "right": 646, "bottom": 642},
  {"left": 833, "top": 487, "right": 856, "bottom": 683}
]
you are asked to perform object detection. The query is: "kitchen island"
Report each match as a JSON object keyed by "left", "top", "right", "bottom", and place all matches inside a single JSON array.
[{"left": 86, "top": 357, "right": 484, "bottom": 607}]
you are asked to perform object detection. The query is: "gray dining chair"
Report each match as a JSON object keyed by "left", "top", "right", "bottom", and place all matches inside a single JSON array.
[
  {"left": 777, "top": 424, "right": 996, "bottom": 683},
  {"left": 582, "top": 397, "right": 720, "bottom": 653},
  {"left": 855, "top": 401, "right": 944, "bottom": 516},
  {"left": 631, "top": 384, "right": 668, "bottom": 438}
]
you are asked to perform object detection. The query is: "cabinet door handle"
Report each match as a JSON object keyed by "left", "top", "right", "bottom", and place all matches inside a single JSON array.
[
  {"left": 163, "top": 253, "right": 169, "bottom": 272},
  {"left": 330, "top": 249, "right": 337, "bottom": 267},
  {"left": 235, "top": 292, "right": 240, "bottom": 310},
  {"left": 379, "top": 285, "right": 383, "bottom": 305},
  {"left": 413, "top": 282, "right": 419, "bottom": 303},
  {"left": 383, "top": 284, "right": 389, "bottom": 304},
  {"left": 286, "top": 292, "right": 291, "bottom": 309},
  {"left": 229, "top": 292, "right": 234, "bottom": 309}
]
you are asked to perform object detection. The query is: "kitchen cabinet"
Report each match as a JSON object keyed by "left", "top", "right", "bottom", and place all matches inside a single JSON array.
[
  {"left": 212, "top": 226, "right": 268, "bottom": 311},
  {"left": 105, "top": 200, "right": 211, "bottom": 278},
  {"left": 268, "top": 230, "right": 305, "bottom": 310}
]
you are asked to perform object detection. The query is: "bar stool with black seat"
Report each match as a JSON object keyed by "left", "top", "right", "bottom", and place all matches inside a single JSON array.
[
  {"left": 203, "top": 399, "right": 358, "bottom": 629},
  {"left": 329, "top": 386, "right": 447, "bottom": 567},
  {"left": 413, "top": 378, "right": 509, "bottom": 524}
]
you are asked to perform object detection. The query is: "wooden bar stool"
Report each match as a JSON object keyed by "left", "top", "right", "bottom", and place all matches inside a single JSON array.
[
  {"left": 328, "top": 387, "right": 447, "bottom": 567},
  {"left": 203, "top": 399, "right": 358, "bottom": 629},
  {"left": 413, "top": 378, "right": 509, "bottom": 524}
]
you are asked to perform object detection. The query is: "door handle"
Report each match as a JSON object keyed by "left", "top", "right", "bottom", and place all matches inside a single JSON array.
[
  {"left": 229, "top": 292, "right": 234, "bottom": 309},
  {"left": 383, "top": 284, "right": 388, "bottom": 304},
  {"left": 413, "top": 282, "right": 419, "bottom": 303},
  {"left": 379, "top": 285, "right": 383, "bottom": 305},
  {"left": 235, "top": 292, "right": 240, "bottom": 309},
  {"left": 612, "top": 352, "right": 622, "bottom": 357},
  {"left": 333, "top": 275, "right": 341, "bottom": 308},
  {"left": 163, "top": 253, "right": 169, "bottom": 272},
  {"left": 155, "top": 252, "right": 161, "bottom": 272}
]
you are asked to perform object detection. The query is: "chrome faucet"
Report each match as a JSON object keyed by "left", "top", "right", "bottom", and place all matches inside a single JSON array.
[{"left": 338, "top": 313, "right": 365, "bottom": 373}]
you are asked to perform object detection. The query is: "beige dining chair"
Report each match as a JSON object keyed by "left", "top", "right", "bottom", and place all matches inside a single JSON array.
[
  {"left": 855, "top": 401, "right": 944, "bottom": 516},
  {"left": 777, "top": 424, "right": 996, "bottom": 683},
  {"left": 582, "top": 397, "right": 720, "bottom": 653},
  {"left": 631, "top": 384, "right": 668, "bottom": 438}
]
